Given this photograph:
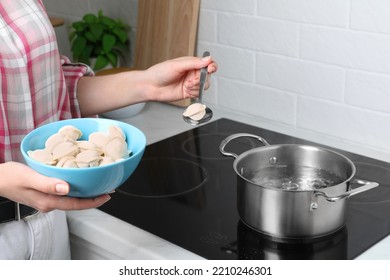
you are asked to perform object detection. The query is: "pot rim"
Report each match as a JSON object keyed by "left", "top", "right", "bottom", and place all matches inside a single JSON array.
[{"left": 232, "top": 143, "right": 357, "bottom": 192}]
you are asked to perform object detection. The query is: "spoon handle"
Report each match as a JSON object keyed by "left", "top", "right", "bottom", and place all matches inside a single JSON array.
[{"left": 198, "top": 51, "right": 210, "bottom": 103}]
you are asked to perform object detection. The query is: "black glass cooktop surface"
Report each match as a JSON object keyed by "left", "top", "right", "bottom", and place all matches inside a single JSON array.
[{"left": 99, "top": 118, "right": 390, "bottom": 259}]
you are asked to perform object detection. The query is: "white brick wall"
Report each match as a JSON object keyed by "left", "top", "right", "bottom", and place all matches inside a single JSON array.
[
  {"left": 43, "top": 0, "right": 390, "bottom": 157},
  {"left": 199, "top": 0, "right": 390, "bottom": 156}
]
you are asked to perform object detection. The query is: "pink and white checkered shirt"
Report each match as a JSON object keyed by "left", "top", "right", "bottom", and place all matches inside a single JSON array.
[{"left": 0, "top": 0, "right": 93, "bottom": 163}]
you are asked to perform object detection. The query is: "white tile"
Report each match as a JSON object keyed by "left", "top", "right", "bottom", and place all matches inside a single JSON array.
[
  {"left": 297, "top": 98, "right": 390, "bottom": 152},
  {"left": 300, "top": 25, "right": 390, "bottom": 74},
  {"left": 118, "top": 0, "right": 138, "bottom": 28},
  {"left": 201, "top": 0, "right": 257, "bottom": 15},
  {"left": 204, "top": 45, "right": 255, "bottom": 83},
  {"left": 218, "top": 14, "right": 299, "bottom": 56},
  {"left": 53, "top": 23, "right": 72, "bottom": 58},
  {"left": 218, "top": 78, "right": 296, "bottom": 125},
  {"left": 198, "top": 10, "right": 217, "bottom": 43},
  {"left": 42, "top": 0, "right": 90, "bottom": 17},
  {"left": 258, "top": 0, "right": 348, "bottom": 27},
  {"left": 256, "top": 54, "right": 345, "bottom": 101},
  {"left": 346, "top": 71, "right": 390, "bottom": 114},
  {"left": 351, "top": 0, "right": 390, "bottom": 34},
  {"left": 91, "top": 0, "right": 133, "bottom": 25}
]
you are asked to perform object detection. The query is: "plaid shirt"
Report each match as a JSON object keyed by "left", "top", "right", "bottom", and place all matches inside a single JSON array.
[{"left": 0, "top": 0, "right": 93, "bottom": 163}]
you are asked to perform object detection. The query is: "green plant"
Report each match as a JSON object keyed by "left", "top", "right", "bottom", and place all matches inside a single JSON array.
[{"left": 69, "top": 10, "right": 130, "bottom": 71}]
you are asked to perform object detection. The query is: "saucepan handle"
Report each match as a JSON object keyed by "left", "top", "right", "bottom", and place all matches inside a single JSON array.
[
  {"left": 313, "top": 179, "right": 379, "bottom": 203},
  {"left": 219, "top": 133, "right": 270, "bottom": 159}
]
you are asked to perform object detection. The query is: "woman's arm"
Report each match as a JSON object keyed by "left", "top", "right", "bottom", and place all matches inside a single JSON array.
[{"left": 76, "top": 56, "right": 217, "bottom": 117}]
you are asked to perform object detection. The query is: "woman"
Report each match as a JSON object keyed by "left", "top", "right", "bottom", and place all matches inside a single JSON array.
[{"left": 0, "top": 0, "right": 217, "bottom": 259}]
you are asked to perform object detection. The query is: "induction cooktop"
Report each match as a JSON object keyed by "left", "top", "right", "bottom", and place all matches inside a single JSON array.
[{"left": 99, "top": 118, "right": 390, "bottom": 259}]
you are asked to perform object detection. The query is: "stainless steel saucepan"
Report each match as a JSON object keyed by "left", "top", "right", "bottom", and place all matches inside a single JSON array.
[{"left": 220, "top": 133, "right": 379, "bottom": 239}]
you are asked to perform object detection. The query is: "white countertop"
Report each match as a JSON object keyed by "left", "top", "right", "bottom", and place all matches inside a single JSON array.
[{"left": 66, "top": 101, "right": 390, "bottom": 260}]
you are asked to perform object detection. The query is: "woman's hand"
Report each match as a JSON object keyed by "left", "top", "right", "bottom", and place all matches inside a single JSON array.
[
  {"left": 0, "top": 162, "right": 111, "bottom": 213},
  {"left": 77, "top": 55, "right": 218, "bottom": 116},
  {"left": 145, "top": 55, "right": 218, "bottom": 102}
]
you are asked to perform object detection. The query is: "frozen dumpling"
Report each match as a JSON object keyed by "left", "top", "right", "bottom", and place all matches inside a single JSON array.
[
  {"left": 104, "top": 137, "right": 129, "bottom": 160},
  {"left": 183, "top": 103, "right": 206, "bottom": 121},
  {"left": 45, "top": 133, "right": 65, "bottom": 152},
  {"left": 27, "top": 149, "right": 56, "bottom": 165},
  {"left": 52, "top": 141, "right": 78, "bottom": 160},
  {"left": 89, "top": 132, "right": 110, "bottom": 149},
  {"left": 27, "top": 124, "right": 130, "bottom": 168},
  {"left": 58, "top": 125, "right": 82, "bottom": 141},
  {"left": 108, "top": 125, "right": 126, "bottom": 140}
]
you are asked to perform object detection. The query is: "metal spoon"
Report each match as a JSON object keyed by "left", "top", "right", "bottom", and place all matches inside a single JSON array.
[{"left": 182, "top": 51, "right": 213, "bottom": 125}]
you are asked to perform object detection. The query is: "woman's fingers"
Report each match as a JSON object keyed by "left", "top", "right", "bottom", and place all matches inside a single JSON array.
[{"left": 30, "top": 191, "right": 111, "bottom": 213}]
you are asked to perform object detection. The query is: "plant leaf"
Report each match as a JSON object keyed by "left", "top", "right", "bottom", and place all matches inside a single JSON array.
[
  {"left": 90, "top": 23, "right": 104, "bottom": 41},
  {"left": 92, "top": 45, "right": 102, "bottom": 57},
  {"left": 84, "top": 31, "right": 97, "bottom": 43},
  {"left": 81, "top": 46, "right": 93, "bottom": 63},
  {"left": 83, "top": 14, "right": 97, "bottom": 24},
  {"left": 102, "top": 34, "right": 116, "bottom": 53},
  {"left": 100, "top": 16, "right": 115, "bottom": 29},
  {"left": 106, "top": 52, "right": 118, "bottom": 67},
  {"left": 112, "top": 28, "right": 128, "bottom": 44},
  {"left": 76, "top": 45, "right": 93, "bottom": 65},
  {"left": 69, "top": 30, "right": 76, "bottom": 42},
  {"left": 94, "top": 54, "right": 109, "bottom": 71},
  {"left": 71, "top": 37, "right": 87, "bottom": 59},
  {"left": 72, "top": 21, "right": 85, "bottom": 32}
]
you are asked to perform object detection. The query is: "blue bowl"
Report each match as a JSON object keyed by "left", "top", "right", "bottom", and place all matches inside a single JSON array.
[{"left": 20, "top": 118, "right": 146, "bottom": 198}]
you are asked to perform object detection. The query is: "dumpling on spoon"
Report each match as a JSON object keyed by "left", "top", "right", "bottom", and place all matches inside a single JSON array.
[{"left": 183, "top": 103, "right": 206, "bottom": 121}]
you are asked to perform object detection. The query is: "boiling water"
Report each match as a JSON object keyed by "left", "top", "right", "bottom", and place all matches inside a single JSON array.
[{"left": 248, "top": 165, "right": 345, "bottom": 191}]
